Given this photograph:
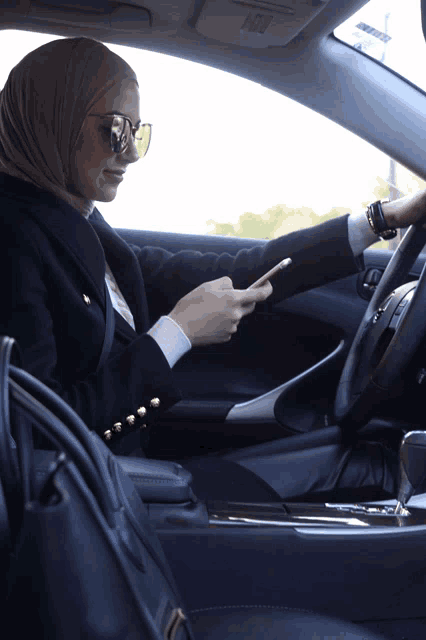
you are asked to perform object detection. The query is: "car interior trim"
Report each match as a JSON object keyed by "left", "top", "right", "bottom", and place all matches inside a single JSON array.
[{"left": 226, "top": 339, "right": 345, "bottom": 423}]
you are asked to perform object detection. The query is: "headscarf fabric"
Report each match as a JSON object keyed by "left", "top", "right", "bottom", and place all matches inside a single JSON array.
[{"left": 0, "top": 37, "right": 137, "bottom": 212}]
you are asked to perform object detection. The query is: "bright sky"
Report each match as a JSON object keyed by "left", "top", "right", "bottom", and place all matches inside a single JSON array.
[{"left": 1, "top": 0, "right": 425, "bottom": 234}]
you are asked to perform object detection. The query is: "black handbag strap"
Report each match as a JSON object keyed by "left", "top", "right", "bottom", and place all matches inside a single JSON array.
[
  {"left": 0, "top": 474, "right": 11, "bottom": 555},
  {"left": 97, "top": 282, "right": 115, "bottom": 372},
  {"left": 10, "top": 378, "right": 118, "bottom": 525},
  {"left": 0, "top": 337, "right": 20, "bottom": 499}
]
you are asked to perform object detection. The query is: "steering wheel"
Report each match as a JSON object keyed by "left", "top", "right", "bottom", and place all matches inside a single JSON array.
[{"left": 334, "top": 223, "right": 426, "bottom": 430}]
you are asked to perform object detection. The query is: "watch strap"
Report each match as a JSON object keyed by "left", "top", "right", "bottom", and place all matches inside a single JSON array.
[{"left": 366, "top": 200, "right": 397, "bottom": 240}]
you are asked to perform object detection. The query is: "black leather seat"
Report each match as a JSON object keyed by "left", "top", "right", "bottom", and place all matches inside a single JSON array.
[
  {"left": 1, "top": 450, "right": 389, "bottom": 640},
  {"left": 190, "top": 606, "right": 387, "bottom": 639}
]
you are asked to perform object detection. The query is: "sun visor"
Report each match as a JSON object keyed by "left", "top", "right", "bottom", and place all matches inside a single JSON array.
[
  {"left": 24, "top": 1, "right": 151, "bottom": 31},
  {"left": 195, "top": 0, "right": 330, "bottom": 48}
]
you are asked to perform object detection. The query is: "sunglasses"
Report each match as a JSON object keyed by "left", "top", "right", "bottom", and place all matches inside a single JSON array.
[{"left": 88, "top": 113, "right": 152, "bottom": 158}]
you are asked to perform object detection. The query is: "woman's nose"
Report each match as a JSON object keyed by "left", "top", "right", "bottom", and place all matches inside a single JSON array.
[{"left": 121, "top": 136, "right": 140, "bottom": 163}]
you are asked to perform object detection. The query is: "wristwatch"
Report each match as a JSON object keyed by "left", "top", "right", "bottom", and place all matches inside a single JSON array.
[{"left": 366, "top": 199, "right": 397, "bottom": 240}]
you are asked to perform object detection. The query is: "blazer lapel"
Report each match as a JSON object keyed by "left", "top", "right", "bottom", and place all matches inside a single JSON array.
[
  {"left": 21, "top": 195, "right": 107, "bottom": 308},
  {"left": 1, "top": 174, "right": 150, "bottom": 335},
  {"left": 89, "top": 209, "right": 150, "bottom": 334}
]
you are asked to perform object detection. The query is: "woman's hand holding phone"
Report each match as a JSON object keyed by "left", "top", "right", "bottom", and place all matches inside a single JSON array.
[
  {"left": 168, "top": 258, "right": 291, "bottom": 346},
  {"left": 247, "top": 257, "right": 292, "bottom": 289}
]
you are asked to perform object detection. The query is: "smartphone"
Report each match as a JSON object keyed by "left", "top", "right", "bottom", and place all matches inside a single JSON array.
[{"left": 247, "top": 257, "right": 292, "bottom": 290}]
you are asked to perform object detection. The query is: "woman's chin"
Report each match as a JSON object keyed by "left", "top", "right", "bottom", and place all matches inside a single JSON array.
[{"left": 95, "top": 185, "right": 120, "bottom": 202}]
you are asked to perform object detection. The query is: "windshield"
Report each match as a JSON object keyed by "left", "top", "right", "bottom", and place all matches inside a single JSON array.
[{"left": 335, "top": 0, "right": 426, "bottom": 94}]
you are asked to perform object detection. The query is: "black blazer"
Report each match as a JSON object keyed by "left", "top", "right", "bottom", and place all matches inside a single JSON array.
[{"left": 0, "top": 173, "right": 363, "bottom": 451}]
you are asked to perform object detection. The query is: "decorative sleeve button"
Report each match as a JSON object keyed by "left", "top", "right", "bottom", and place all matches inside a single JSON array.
[
  {"left": 150, "top": 397, "right": 160, "bottom": 408},
  {"left": 103, "top": 429, "right": 112, "bottom": 441},
  {"left": 112, "top": 422, "right": 122, "bottom": 433},
  {"left": 137, "top": 406, "right": 147, "bottom": 418},
  {"left": 83, "top": 294, "right": 91, "bottom": 305},
  {"left": 126, "top": 414, "right": 136, "bottom": 426}
]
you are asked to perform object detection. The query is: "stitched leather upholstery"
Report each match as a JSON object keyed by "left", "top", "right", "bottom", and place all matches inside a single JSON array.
[
  {"left": 190, "top": 606, "right": 387, "bottom": 639},
  {"left": 117, "top": 455, "right": 195, "bottom": 503},
  {"left": 33, "top": 450, "right": 195, "bottom": 504}
]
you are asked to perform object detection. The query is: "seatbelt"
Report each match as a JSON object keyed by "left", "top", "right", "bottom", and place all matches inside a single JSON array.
[{"left": 96, "top": 283, "right": 115, "bottom": 372}]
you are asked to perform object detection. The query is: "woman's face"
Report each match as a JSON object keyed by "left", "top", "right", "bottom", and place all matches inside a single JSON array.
[{"left": 69, "top": 78, "right": 140, "bottom": 202}]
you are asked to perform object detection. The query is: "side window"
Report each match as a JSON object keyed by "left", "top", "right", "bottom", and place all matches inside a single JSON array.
[
  {"left": 2, "top": 30, "right": 424, "bottom": 248},
  {"left": 106, "top": 42, "right": 426, "bottom": 249}
]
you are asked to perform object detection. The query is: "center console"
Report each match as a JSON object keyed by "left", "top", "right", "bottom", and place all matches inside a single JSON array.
[
  {"left": 154, "top": 490, "right": 426, "bottom": 624},
  {"left": 116, "top": 429, "right": 426, "bottom": 531},
  {"left": 208, "top": 499, "right": 426, "bottom": 529},
  {"left": 115, "top": 455, "right": 426, "bottom": 533},
  {"left": 114, "top": 445, "right": 426, "bottom": 623}
]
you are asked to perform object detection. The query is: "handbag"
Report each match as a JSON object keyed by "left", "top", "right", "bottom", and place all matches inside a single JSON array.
[{"left": 0, "top": 335, "right": 193, "bottom": 640}]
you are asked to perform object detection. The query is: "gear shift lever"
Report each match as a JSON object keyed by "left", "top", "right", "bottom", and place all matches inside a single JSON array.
[{"left": 395, "top": 431, "right": 426, "bottom": 514}]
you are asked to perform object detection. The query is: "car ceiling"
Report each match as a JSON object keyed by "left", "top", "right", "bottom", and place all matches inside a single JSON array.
[{"left": 2, "top": 0, "right": 426, "bottom": 180}]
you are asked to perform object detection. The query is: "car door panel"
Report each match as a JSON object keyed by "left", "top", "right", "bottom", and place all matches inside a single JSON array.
[
  {"left": 117, "top": 229, "right": 422, "bottom": 388},
  {"left": 117, "top": 228, "right": 426, "bottom": 455},
  {"left": 118, "top": 228, "right": 351, "bottom": 392}
]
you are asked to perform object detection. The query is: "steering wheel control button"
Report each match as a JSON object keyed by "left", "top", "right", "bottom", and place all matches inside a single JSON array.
[
  {"left": 373, "top": 291, "right": 395, "bottom": 324},
  {"left": 372, "top": 309, "right": 383, "bottom": 324},
  {"left": 390, "top": 290, "right": 415, "bottom": 329},
  {"left": 394, "top": 303, "right": 405, "bottom": 316}
]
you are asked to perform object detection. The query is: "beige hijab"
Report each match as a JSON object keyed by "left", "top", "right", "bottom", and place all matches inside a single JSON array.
[{"left": 0, "top": 37, "right": 137, "bottom": 215}]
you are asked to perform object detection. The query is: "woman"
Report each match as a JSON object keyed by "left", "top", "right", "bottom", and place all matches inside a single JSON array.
[{"left": 0, "top": 36, "right": 424, "bottom": 501}]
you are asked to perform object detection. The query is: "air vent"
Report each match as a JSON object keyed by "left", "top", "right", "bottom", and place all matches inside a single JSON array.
[{"left": 196, "top": 0, "right": 329, "bottom": 48}]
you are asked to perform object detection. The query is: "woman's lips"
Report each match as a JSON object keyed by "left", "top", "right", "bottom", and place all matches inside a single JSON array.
[{"left": 104, "top": 170, "right": 124, "bottom": 183}]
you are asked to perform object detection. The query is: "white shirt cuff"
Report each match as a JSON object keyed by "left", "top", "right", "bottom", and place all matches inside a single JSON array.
[
  {"left": 147, "top": 315, "right": 192, "bottom": 369},
  {"left": 347, "top": 211, "right": 381, "bottom": 256}
]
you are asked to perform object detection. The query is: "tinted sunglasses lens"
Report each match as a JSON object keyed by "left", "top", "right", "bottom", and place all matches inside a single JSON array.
[
  {"left": 135, "top": 124, "right": 152, "bottom": 158},
  {"left": 110, "top": 116, "right": 125, "bottom": 153},
  {"left": 110, "top": 118, "right": 152, "bottom": 157}
]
